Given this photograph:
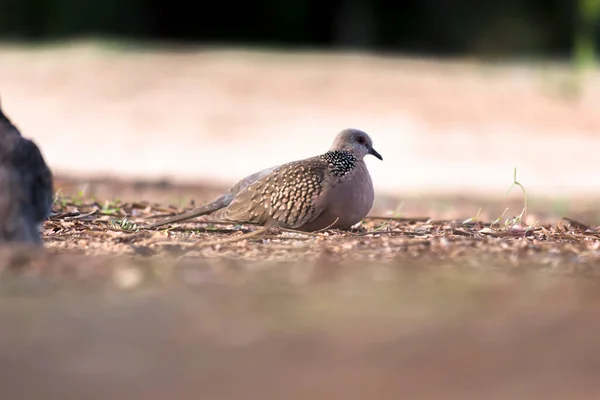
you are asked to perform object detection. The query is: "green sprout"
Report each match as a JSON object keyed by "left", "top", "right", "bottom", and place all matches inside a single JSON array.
[
  {"left": 109, "top": 217, "right": 138, "bottom": 232},
  {"left": 505, "top": 167, "right": 528, "bottom": 226},
  {"left": 462, "top": 207, "right": 482, "bottom": 224}
]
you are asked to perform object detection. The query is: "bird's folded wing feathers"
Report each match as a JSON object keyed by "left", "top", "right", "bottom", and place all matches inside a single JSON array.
[{"left": 217, "top": 159, "right": 329, "bottom": 229}]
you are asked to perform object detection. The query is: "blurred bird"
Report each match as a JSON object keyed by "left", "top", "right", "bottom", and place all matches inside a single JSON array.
[{"left": 0, "top": 95, "right": 54, "bottom": 245}]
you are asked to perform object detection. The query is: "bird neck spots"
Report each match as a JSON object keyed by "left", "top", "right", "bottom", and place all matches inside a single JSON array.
[{"left": 320, "top": 150, "right": 357, "bottom": 177}]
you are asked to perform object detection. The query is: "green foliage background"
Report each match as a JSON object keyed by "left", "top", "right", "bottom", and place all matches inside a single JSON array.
[{"left": 0, "top": 0, "right": 597, "bottom": 64}]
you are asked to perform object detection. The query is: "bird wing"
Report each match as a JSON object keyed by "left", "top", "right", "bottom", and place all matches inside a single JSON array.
[
  {"left": 218, "top": 158, "right": 329, "bottom": 229},
  {"left": 144, "top": 165, "right": 281, "bottom": 228}
]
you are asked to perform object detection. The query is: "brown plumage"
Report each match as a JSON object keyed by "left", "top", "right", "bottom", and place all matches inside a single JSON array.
[
  {"left": 145, "top": 128, "right": 382, "bottom": 232},
  {"left": 0, "top": 96, "right": 54, "bottom": 245}
]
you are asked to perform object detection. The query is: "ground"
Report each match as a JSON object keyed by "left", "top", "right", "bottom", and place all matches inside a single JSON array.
[
  {"left": 0, "top": 177, "right": 598, "bottom": 399},
  {"left": 46, "top": 176, "right": 600, "bottom": 272},
  {"left": 1, "top": 42, "right": 600, "bottom": 398}
]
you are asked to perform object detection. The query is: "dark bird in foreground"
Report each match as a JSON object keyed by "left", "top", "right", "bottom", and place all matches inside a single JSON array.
[
  {"left": 0, "top": 96, "right": 54, "bottom": 245},
  {"left": 146, "top": 128, "right": 383, "bottom": 232}
]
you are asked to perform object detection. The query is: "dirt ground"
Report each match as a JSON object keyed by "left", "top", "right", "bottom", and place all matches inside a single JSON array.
[
  {"left": 2, "top": 41, "right": 600, "bottom": 399},
  {"left": 0, "top": 178, "right": 596, "bottom": 399}
]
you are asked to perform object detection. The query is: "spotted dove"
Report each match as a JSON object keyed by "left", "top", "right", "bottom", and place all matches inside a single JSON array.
[{"left": 146, "top": 128, "right": 382, "bottom": 232}]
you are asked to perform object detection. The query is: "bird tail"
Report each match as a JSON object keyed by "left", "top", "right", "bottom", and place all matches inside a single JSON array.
[
  {"left": 144, "top": 166, "right": 278, "bottom": 229},
  {"left": 144, "top": 193, "right": 234, "bottom": 229}
]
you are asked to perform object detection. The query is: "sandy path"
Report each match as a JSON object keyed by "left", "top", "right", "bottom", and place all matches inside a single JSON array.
[{"left": 1, "top": 41, "right": 599, "bottom": 200}]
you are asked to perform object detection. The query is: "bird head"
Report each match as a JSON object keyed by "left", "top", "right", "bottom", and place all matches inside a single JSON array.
[{"left": 330, "top": 128, "right": 383, "bottom": 161}]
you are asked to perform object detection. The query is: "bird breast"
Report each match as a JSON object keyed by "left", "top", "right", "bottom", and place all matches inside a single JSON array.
[{"left": 325, "top": 161, "right": 374, "bottom": 229}]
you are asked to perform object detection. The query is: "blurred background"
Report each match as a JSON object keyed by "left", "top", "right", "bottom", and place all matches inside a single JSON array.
[{"left": 0, "top": 0, "right": 599, "bottom": 215}]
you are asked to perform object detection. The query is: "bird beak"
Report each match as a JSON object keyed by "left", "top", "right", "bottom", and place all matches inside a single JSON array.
[{"left": 368, "top": 147, "right": 383, "bottom": 161}]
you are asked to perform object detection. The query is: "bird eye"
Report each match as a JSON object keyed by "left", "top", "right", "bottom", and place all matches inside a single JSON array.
[{"left": 357, "top": 136, "right": 366, "bottom": 144}]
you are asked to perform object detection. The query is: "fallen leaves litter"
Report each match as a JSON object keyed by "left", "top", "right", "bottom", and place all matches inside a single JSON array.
[{"left": 38, "top": 197, "right": 600, "bottom": 278}]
